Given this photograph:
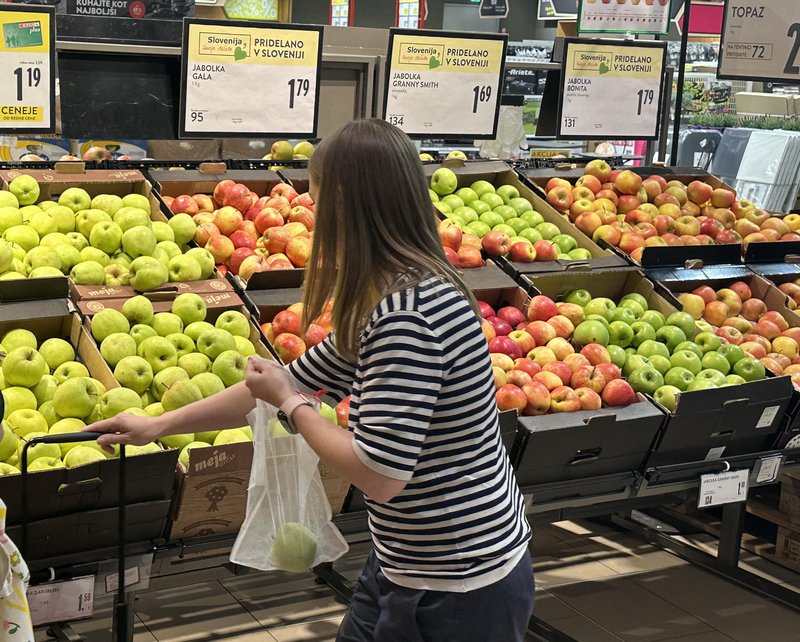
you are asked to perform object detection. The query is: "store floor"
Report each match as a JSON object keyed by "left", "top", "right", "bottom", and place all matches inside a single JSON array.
[{"left": 36, "top": 519, "right": 800, "bottom": 642}]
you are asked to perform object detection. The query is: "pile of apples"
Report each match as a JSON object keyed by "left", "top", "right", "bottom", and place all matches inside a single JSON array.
[
  {"left": 260, "top": 301, "right": 333, "bottom": 364},
  {"left": 677, "top": 281, "right": 800, "bottom": 387},
  {"left": 165, "top": 180, "right": 314, "bottom": 281},
  {"left": 430, "top": 167, "right": 590, "bottom": 267},
  {"left": 0, "top": 329, "right": 165, "bottom": 476},
  {"left": 0, "top": 175, "right": 210, "bottom": 290},
  {"left": 262, "top": 140, "right": 315, "bottom": 162},
  {"left": 484, "top": 288, "right": 767, "bottom": 417},
  {"left": 544, "top": 161, "right": 792, "bottom": 262},
  {"left": 777, "top": 278, "right": 800, "bottom": 312}
]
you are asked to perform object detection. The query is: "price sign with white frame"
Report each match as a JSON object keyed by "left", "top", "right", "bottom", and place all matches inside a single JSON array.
[
  {"left": 558, "top": 38, "right": 666, "bottom": 140},
  {"left": 577, "top": 0, "right": 673, "bottom": 35},
  {"left": 718, "top": 0, "right": 800, "bottom": 83},
  {"left": 0, "top": 4, "right": 55, "bottom": 133},
  {"left": 179, "top": 19, "right": 323, "bottom": 138},
  {"left": 383, "top": 29, "right": 507, "bottom": 139}
]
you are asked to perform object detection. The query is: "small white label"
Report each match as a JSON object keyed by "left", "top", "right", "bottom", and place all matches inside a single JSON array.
[
  {"left": 705, "top": 446, "right": 727, "bottom": 461},
  {"left": 105, "top": 566, "right": 140, "bottom": 593},
  {"left": 698, "top": 469, "right": 749, "bottom": 509},
  {"left": 27, "top": 576, "right": 94, "bottom": 626},
  {"left": 756, "top": 456, "right": 783, "bottom": 484},
  {"left": 756, "top": 405, "right": 781, "bottom": 429}
]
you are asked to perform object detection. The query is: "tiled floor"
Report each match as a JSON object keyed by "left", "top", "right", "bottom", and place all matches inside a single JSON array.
[{"left": 34, "top": 520, "right": 800, "bottom": 642}]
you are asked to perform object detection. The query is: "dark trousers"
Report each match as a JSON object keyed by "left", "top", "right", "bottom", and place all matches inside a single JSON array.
[{"left": 336, "top": 550, "right": 535, "bottom": 642}]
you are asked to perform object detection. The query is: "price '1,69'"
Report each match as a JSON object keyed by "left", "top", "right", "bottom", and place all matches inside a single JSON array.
[
  {"left": 472, "top": 85, "right": 492, "bottom": 114},
  {"left": 287, "top": 78, "right": 310, "bottom": 109},
  {"left": 13, "top": 67, "right": 41, "bottom": 102}
]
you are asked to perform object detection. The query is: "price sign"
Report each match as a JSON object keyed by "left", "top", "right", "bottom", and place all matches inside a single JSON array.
[
  {"left": 180, "top": 19, "right": 323, "bottom": 138},
  {"left": 718, "top": 0, "right": 800, "bottom": 83},
  {"left": 383, "top": 30, "right": 507, "bottom": 138},
  {"left": 697, "top": 469, "right": 749, "bottom": 509},
  {"left": 558, "top": 38, "right": 666, "bottom": 140},
  {"left": 0, "top": 4, "right": 55, "bottom": 133},
  {"left": 578, "top": 0, "right": 673, "bottom": 35},
  {"left": 27, "top": 576, "right": 94, "bottom": 626}
]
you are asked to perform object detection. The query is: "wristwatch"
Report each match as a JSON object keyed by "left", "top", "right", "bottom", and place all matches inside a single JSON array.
[{"left": 277, "top": 394, "right": 316, "bottom": 434}]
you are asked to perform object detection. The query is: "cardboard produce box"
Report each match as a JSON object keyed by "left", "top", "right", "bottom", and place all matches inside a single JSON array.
[
  {"left": 150, "top": 166, "right": 282, "bottom": 202},
  {"left": 424, "top": 161, "right": 629, "bottom": 276}
]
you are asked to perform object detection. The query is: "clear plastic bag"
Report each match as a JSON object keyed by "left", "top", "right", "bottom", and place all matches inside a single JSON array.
[{"left": 230, "top": 400, "right": 349, "bottom": 573}]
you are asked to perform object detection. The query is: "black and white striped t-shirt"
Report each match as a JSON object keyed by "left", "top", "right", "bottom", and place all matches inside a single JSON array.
[{"left": 288, "top": 276, "right": 531, "bottom": 592}]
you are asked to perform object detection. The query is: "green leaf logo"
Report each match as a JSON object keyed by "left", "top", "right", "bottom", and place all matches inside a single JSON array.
[
  {"left": 599, "top": 62, "right": 609, "bottom": 75},
  {"left": 234, "top": 46, "right": 248, "bottom": 61},
  {"left": 428, "top": 55, "right": 441, "bottom": 69}
]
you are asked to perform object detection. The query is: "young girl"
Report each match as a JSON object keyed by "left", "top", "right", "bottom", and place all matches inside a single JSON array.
[{"left": 92, "top": 119, "right": 534, "bottom": 641}]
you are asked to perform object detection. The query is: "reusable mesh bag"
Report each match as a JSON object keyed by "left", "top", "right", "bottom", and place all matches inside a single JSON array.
[{"left": 230, "top": 400, "right": 349, "bottom": 572}]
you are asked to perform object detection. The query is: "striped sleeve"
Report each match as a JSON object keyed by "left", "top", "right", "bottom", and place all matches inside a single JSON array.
[
  {"left": 287, "top": 334, "right": 356, "bottom": 403},
  {"left": 352, "top": 311, "right": 444, "bottom": 482}
]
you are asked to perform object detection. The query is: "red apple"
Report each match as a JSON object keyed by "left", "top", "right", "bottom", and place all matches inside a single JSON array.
[
  {"left": 686, "top": 180, "right": 713, "bottom": 205},
  {"left": 487, "top": 315, "right": 513, "bottom": 337},
  {"left": 527, "top": 295, "right": 558, "bottom": 322},
  {"left": 615, "top": 170, "right": 643, "bottom": 195},
  {"left": 602, "top": 379, "right": 636, "bottom": 407},
  {"left": 574, "top": 387, "right": 602, "bottom": 410},
  {"left": 741, "top": 298, "right": 767, "bottom": 321},
  {"left": 534, "top": 371, "right": 564, "bottom": 392},
  {"left": 457, "top": 246, "right": 484, "bottom": 269},
  {"left": 543, "top": 361, "right": 573, "bottom": 386},
  {"left": 547, "top": 187, "right": 574, "bottom": 212},
  {"left": 482, "top": 231, "right": 511, "bottom": 257},
  {"left": 711, "top": 188, "right": 736, "bottom": 209},
  {"left": 580, "top": 343, "right": 611, "bottom": 365},
  {"left": 509, "top": 241, "right": 536, "bottom": 262},
  {"left": 489, "top": 336, "right": 524, "bottom": 360},
  {"left": 521, "top": 381, "right": 551, "bottom": 416},
  {"left": 478, "top": 301, "right": 496, "bottom": 319},
  {"left": 550, "top": 386, "right": 581, "bottom": 413},
  {"left": 496, "top": 384, "right": 528, "bottom": 414},
  {"left": 170, "top": 194, "right": 199, "bottom": 215}
]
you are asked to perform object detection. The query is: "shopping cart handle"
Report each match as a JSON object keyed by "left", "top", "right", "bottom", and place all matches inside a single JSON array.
[{"left": 26, "top": 431, "right": 106, "bottom": 446}]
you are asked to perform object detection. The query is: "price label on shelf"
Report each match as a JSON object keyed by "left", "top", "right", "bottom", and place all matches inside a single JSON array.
[
  {"left": 0, "top": 4, "right": 55, "bottom": 133},
  {"left": 718, "top": 0, "right": 800, "bottom": 83},
  {"left": 577, "top": 0, "right": 672, "bottom": 35},
  {"left": 558, "top": 38, "right": 666, "bottom": 140},
  {"left": 383, "top": 29, "right": 507, "bottom": 138},
  {"left": 180, "top": 19, "right": 323, "bottom": 138},
  {"left": 697, "top": 469, "right": 749, "bottom": 509},
  {"left": 27, "top": 576, "right": 94, "bottom": 626}
]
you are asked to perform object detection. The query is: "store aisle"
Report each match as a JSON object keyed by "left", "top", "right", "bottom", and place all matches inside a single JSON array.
[{"left": 35, "top": 520, "right": 800, "bottom": 642}]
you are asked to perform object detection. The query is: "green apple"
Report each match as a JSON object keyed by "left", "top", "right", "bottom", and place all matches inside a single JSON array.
[
  {"left": 695, "top": 332, "right": 722, "bottom": 354},
  {"left": 63, "top": 446, "right": 106, "bottom": 468},
  {"left": 654, "top": 385, "right": 682, "bottom": 412},
  {"left": 630, "top": 321, "right": 657, "bottom": 348},
  {"left": 0, "top": 272, "right": 25, "bottom": 282},
  {"left": 185, "top": 321, "right": 215, "bottom": 343},
  {"left": 0, "top": 462, "right": 18, "bottom": 475},
  {"left": 687, "top": 380, "right": 717, "bottom": 392},
  {"left": 665, "top": 312, "right": 696, "bottom": 339},
  {"left": 479, "top": 211, "right": 504, "bottom": 229},
  {"left": 434, "top": 202, "right": 452, "bottom": 216},
  {"left": 319, "top": 402, "right": 337, "bottom": 424},
  {"left": 49, "top": 205, "right": 77, "bottom": 234},
  {"left": 152, "top": 313, "right": 183, "bottom": 337},
  {"left": 234, "top": 336, "right": 256, "bottom": 357},
  {"left": 91, "top": 308, "right": 130, "bottom": 343},
  {"left": 121, "top": 295, "right": 154, "bottom": 326},
  {"left": 166, "top": 333, "right": 195, "bottom": 359},
  {"left": 607, "top": 344, "right": 627, "bottom": 368},
  {"left": 470, "top": 200, "right": 491, "bottom": 216},
  {"left": 157, "top": 241, "right": 182, "bottom": 260},
  {"left": 178, "top": 353, "right": 212, "bottom": 378},
  {"left": 129, "top": 256, "right": 168, "bottom": 291},
  {"left": 470, "top": 180, "right": 495, "bottom": 197},
  {"left": 503, "top": 217, "right": 527, "bottom": 236},
  {"left": 2, "top": 328, "right": 36, "bottom": 351},
  {"left": 178, "top": 441, "right": 208, "bottom": 470},
  {"left": 160, "top": 433, "right": 195, "bottom": 450},
  {"left": 465, "top": 221, "right": 490, "bottom": 237},
  {"left": 104, "top": 264, "right": 130, "bottom": 286},
  {"left": 138, "top": 337, "right": 178, "bottom": 374},
  {"left": 637, "top": 339, "right": 670, "bottom": 360},
  {"left": 0, "top": 424, "right": 18, "bottom": 461},
  {"left": 551, "top": 234, "right": 578, "bottom": 254},
  {"left": 611, "top": 307, "right": 637, "bottom": 325},
  {"left": 215, "top": 311, "right": 250, "bottom": 338},
  {"left": 38, "top": 338, "right": 75, "bottom": 370},
  {"left": 664, "top": 366, "right": 695, "bottom": 391},
  {"left": 71, "top": 261, "right": 106, "bottom": 285},
  {"left": 48, "top": 418, "right": 87, "bottom": 455},
  {"left": 125, "top": 442, "right": 161, "bottom": 457},
  {"left": 39, "top": 232, "right": 69, "bottom": 249},
  {"left": 3, "top": 347, "right": 46, "bottom": 387},
  {"left": 140, "top": 390, "right": 156, "bottom": 407},
  {"left": 0, "top": 207, "right": 22, "bottom": 234},
  {"left": 28, "top": 211, "right": 57, "bottom": 238},
  {"left": 58, "top": 187, "right": 91, "bottom": 212},
  {"left": 655, "top": 325, "right": 687, "bottom": 353},
  {"left": 99, "top": 388, "right": 142, "bottom": 419},
  {"left": 520, "top": 210, "right": 544, "bottom": 227},
  {"left": 130, "top": 324, "right": 158, "bottom": 347},
  {"left": 454, "top": 187, "right": 477, "bottom": 204},
  {"left": 66, "top": 232, "right": 89, "bottom": 251},
  {"left": 430, "top": 168, "right": 458, "bottom": 196},
  {"left": 113, "top": 355, "right": 154, "bottom": 393},
  {"left": 620, "top": 292, "right": 648, "bottom": 310},
  {"left": 724, "top": 374, "right": 747, "bottom": 386},
  {"left": 508, "top": 197, "right": 534, "bottom": 215},
  {"left": 495, "top": 184, "right": 519, "bottom": 204},
  {"left": 191, "top": 372, "right": 225, "bottom": 398},
  {"left": 639, "top": 310, "right": 665, "bottom": 330},
  {"left": 87, "top": 378, "right": 106, "bottom": 398},
  {"left": 185, "top": 248, "right": 215, "bottom": 279},
  {"left": 121, "top": 194, "right": 151, "bottom": 213},
  {"left": 733, "top": 357, "right": 765, "bottom": 382},
  {"left": 53, "top": 377, "right": 98, "bottom": 418},
  {"left": 7, "top": 408, "right": 48, "bottom": 437},
  {"left": 535, "top": 222, "right": 560, "bottom": 240},
  {"left": 145, "top": 402, "right": 164, "bottom": 417},
  {"left": 29, "top": 266, "right": 62, "bottom": 279},
  {"left": 669, "top": 350, "right": 702, "bottom": 375},
  {"left": 608, "top": 321, "right": 634, "bottom": 347},
  {"left": 0, "top": 239, "right": 13, "bottom": 273},
  {"left": 112, "top": 253, "right": 133, "bottom": 268},
  {"left": 585, "top": 314, "right": 610, "bottom": 329},
  {"left": 0, "top": 191, "right": 18, "bottom": 208},
  {"left": 623, "top": 354, "right": 653, "bottom": 377},
  {"left": 167, "top": 255, "right": 202, "bottom": 283},
  {"left": 674, "top": 341, "right": 703, "bottom": 360},
  {"left": 628, "top": 367, "right": 664, "bottom": 395},
  {"left": 195, "top": 430, "right": 220, "bottom": 444},
  {"left": 38, "top": 401, "right": 59, "bottom": 427},
  {"left": 152, "top": 221, "right": 175, "bottom": 243},
  {"left": 518, "top": 228, "right": 542, "bottom": 245},
  {"left": 493, "top": 205, "right": 516, "bottom": 222},
  {"left": 18, "top": 432, "right": 61, "bottom": 465},
  {"left": 53, "top": 245, "right": 81, "bottom": 272},
  {"left": 2, "top": 387, "right": 37, "bottom": 418},
  {"left": 113, "top": 207, "right": 151, "bottom": 232},
  {"left": 572, "top": 320, "right": 609, "bottom": 346},
  {"left": 32, "top": 375, "right": 58, "bottom": 406},
  {"left": 23, "top": 246, "right": 61, "bottom": 273},
  {"left": 168, "top": 213, "right": 196, "bottom": 245},
  {"left": 213, "top": 429, "right": 250, "bottom": 446},
  {"left": 151, "top": 244, "right": 169, "bottom": 267},
  {"left": 618, "top": 299, "right": 646, "bottom": 319},
  {"left": 76, "top": 209, "right": 112, "bottom": 238},
  {"left": 8, "top": 175, "right": 40, "bottom": 206},
  {"left": 584, "top": 298, "right": 616, "bottom": 321},
  {"left": 151, "top": 366, "right": 189, "bottom": 400},
  {"left": 212, "top": 350, "right": 247, "bottom": 387},
  {"left": 53, "top": 361, "right": 90, "bottom": 384},
  {"left": 718, "top": 344, "right": 745, "bottom": 368},
  {"left": 91, "top": 194, "right": 124, "bottom": 216},
  {"left": 197, "top": 329, "right": 237, "bottom": 360},
  {"left": 696, "top": 369, "right": 726, "bottom": 386},
  {"left": 701, "top": 351, "right": 731, "bottom": 375},
  {"left": 89, "top": 221, "right": 123, "bottom": 254},
  {"left": 162, "top": 380, "right": 203, "bottom": 412},
  {"left": 649, "top": 355, "right": 672, "bottom": 376},
  {"left": 480, "top": 192, "right": 504, "bottom": 210},
  {"left": 453, "top": 206, "right": 478, "bottom": 223},
  {"left": 4, "top": 225, "right": 39, "bottom": 252},
  {"left": 122, "top": 226, "right": 157, "bottom": 258}
]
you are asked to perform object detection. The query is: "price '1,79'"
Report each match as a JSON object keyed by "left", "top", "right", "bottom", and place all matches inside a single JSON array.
[
  {"left": 637, "top": 89, "right": 655, "bottom": 116},
  {"left": 13, "top": 67, "right": 41, "bottom": 102},
  {"left": 287, "top": 78, "right": 310, "bottom": 109},
  {"left": 472, "top": 85, "right": 492, "bottom": 114}
]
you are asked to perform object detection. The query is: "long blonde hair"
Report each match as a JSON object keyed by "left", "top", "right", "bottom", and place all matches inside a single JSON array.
[{"left": 303, "top": 119, "right": 478, "bottom": 362}]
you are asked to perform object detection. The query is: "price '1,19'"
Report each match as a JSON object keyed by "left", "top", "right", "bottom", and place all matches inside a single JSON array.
[
  {"left": 13, "top": 67, "right": 41, "bottom": 102},
  {"left": 287, "top": 78, "right": 310, "bottom": 109},
  {"left": 472, "top": 85, "right": 492, "bottom": 114}
]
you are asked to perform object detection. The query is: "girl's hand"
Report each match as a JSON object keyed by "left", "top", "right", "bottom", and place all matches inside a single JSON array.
[
  {"left": 245, "top": 357, "right": 294, "bottom": 407},
  {"left": 88, "top": 414, "right": 165, "bottom": 453}
]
